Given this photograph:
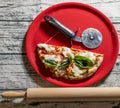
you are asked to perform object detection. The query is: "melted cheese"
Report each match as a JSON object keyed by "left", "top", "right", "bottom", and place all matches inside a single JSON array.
[
  {"left": 38, "top": 44, "right": 55, "bottom": 52},
  {"left": 44, "top": 54, "right": 61, "bottom": 62},
  {"left": 72, "top": 64, "right": 83, "bottom": 76},
  {"left": 62, "top": 47, "right": 74, "bottom": 58},
  {"left": 79, "top": 52, "right": 96, "bottom": 61}
]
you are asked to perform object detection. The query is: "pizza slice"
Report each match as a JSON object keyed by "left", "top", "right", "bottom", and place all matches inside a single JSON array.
[{"left": 37, "top": 43, "right": 103, "bottom": 80}]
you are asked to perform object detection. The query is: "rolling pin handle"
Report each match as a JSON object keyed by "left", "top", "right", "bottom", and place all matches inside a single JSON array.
[{"left": 1, "top": 91, "right": 26, "bottom": 98}]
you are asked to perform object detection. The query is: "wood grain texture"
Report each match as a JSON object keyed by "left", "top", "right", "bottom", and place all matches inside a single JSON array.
[
  {"left": 0, "top": 0, "right": 120, "bottom": 107},
  {"left": 0, "top": 100, "right": 119, "bottom": 108}
]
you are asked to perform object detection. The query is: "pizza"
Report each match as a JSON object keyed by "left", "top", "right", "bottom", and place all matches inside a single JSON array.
[{"left": 37, "top": 43, "right": 103, "bottom": 80}]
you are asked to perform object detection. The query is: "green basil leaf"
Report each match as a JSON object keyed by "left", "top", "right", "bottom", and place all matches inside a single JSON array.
[
  {"left": 43, "top": 59, "right": 57, "bottom": 68},
  {"left": 74, "top": 56, "right": 93, "bottom": 69},
  {"left": 59, "top": 56, "right": 72, "bottom": 69}
]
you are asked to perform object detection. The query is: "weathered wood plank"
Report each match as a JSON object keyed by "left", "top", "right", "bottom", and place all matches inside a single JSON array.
[
  {"left": 0, "top": 72, "right": 55, "bottom": 89},
  {"left": 0, "top": 21, "right": 30, "bottom": 38},
  {"left": 0, "top": 0, "right": 120, "bottom": 21},
  {"left": 40, "top": 0, "right": 120, "bottom": 4},
  {"left": 0, "top": 21, "right": 28, "bottom": 53},
  {"left": 0, "top": 100, "right": 119, "bottom": 108},
  {"left": 40, "top": 0, "right": 120, "bottom": 18},
  {"left": 0, "top": 63, "right": 56, "bottom": 89},
  {"left": 0, "top": 54, "right": 27, "bottom": 65},
  {"left": 0, "top": 0, "right": 41, "bottom": 21},
  {"left": 0, "top": 38, "right": 23, "bottom": 47}
]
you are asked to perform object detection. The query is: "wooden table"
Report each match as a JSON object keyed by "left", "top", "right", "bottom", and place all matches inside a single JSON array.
[{"left": 0, "top": 0, "right": 120, "bottom": 107}]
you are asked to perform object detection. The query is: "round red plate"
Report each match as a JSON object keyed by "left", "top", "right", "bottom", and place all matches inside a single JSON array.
[{"left": 25, "top": 2, "right": 119, "bottom": 87}]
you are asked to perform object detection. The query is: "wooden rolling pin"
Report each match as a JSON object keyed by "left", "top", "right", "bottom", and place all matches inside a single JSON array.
[{"left": 2, "top": 87, "right": 120, "bottom": 101}]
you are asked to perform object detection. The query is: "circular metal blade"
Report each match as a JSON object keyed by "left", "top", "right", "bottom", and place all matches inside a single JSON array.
[{"left": 81, "top": 28, "right": 102, "bottom": 49}]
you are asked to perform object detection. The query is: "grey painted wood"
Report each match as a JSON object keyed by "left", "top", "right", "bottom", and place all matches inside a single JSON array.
[
  {"left": 0, "top": 0, "right": 120, "bottom": 107},
  {"left": 0, "top": 100, "right": 119, "bottom": 108}
]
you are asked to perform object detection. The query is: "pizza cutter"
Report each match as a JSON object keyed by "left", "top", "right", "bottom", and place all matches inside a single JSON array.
[{"left": 44, "top": 15, "right": 102, "bottom": 49}]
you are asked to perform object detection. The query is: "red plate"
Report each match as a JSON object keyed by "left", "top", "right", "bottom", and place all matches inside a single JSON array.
[{"left": 25, "top": 2, "right": 119, "bottom": 87}]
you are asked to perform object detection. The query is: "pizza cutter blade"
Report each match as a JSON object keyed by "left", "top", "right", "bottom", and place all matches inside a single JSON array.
[{"left": 44, "top": 15, "right": 102, "bottom": 49}]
